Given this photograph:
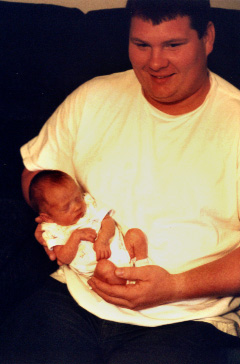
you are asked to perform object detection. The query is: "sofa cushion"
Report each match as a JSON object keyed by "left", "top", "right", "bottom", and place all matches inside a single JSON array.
[
  {"left": 85, "top": 8, "right": 131, "bottom": 79},
  {"left": 0, "top": 198, "right": 58, "bottom": 324},
  {"left": 0, "top": 1, "right": 87, "bottom": 199},
  {"left": 208, "top": 8, "right": 240, "bottom": 88}
]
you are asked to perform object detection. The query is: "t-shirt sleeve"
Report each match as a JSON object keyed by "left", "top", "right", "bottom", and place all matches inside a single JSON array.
[
  {"left": 238, "top": 133, "right": 240, "bottom": 221},
  {"left": 20, "top": 82, "right": 88, "bottom": 176}
]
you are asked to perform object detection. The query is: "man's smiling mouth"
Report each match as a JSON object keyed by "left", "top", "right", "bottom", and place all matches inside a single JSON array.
[{"left": 152, "top": 73, "right": 174, "bottom": 79}]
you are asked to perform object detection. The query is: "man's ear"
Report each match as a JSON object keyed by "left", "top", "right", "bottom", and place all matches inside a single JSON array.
[
  {"left": 204, "top": 21, "right": 215, "bottom": 57},
  {"left": 40, "top": 212, "right": 53, "bottom": 223}
]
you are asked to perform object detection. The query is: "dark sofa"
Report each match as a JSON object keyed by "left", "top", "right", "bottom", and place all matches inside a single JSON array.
[{"left": 0, "top": 0, "right": 239, "bottom": 322}]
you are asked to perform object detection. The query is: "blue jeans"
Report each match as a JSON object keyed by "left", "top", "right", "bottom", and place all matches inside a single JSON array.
[{"left": 1, "top": 277, "right": 240, "bottom": 364}]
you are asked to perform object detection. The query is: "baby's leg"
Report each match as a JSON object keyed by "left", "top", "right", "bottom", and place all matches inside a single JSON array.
[
  {"left": 94, "top": 259, "right": 126, "bottom": 285},
  {"left": 124, "top": 228, "right": 148, "bottom": 261}
]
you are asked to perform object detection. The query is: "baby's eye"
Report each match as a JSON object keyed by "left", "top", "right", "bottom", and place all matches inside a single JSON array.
[
  {"left": 75, "top": 196, "right": 82, "bottom": 203},
  {"left": 61, "top": 204, "right": 70, "bottom": 212}
]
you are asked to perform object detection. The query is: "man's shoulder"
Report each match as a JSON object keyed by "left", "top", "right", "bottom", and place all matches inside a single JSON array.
[
  {"left": 209, "top": 72, "right": 240, "bottom": 127},
  {"left": 62, "top": 69, "right": 139, "bottom": 116},
  {"left": 211, "top": 72, "right": 240, "bottom": 101},
  {"left": 69, "top": 69, "right": 141, "bottom": 113},
  {"left": 84, "top": 69, "right": 138, "bottom": 93}
]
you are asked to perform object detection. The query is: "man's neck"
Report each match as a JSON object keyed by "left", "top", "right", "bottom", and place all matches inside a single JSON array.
[{"left": 144, "top": 76, "right": 211, "bottom": 116}]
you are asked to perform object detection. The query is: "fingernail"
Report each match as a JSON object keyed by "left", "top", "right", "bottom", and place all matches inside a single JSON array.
[{"left": 115, "top": 268, "right": 124, "bottom": 276}]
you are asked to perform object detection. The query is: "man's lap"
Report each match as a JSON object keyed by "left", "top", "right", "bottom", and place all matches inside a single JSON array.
[
  {"left": 0, "top": 277, "right": 103, "bottom": 364},
  {"left": 1, "top": 277, "right": 240, "bottom": 364}
]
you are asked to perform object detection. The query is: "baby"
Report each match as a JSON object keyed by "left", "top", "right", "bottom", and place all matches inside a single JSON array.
[{"left": 29, "top": 170, "right": 149, "bottom": 284}]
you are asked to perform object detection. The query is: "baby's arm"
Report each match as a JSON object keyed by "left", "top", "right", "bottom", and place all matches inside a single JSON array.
[
  {"left": 94, "top": 215, "right": 115, "bottom": 261},
  {"left": 53, "top": 228, "right": 97, "bottom": 265}
]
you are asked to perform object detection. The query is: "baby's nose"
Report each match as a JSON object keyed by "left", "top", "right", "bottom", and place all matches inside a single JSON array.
[{"left": 73, "top": 201, "right": 81, "bottom": 210}]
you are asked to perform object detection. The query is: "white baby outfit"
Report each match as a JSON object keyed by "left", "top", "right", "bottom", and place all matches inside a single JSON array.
[{"left": 42, "top": 193, "right": 131, "bottom": 277}]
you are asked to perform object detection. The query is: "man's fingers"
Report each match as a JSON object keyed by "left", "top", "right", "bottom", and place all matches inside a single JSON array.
[
  {"left": 88, "top": 278, "right": 136, "bottom": 308},
  {"left": 89, "top": 276, "right": 137, "bottom": 299},
  {"left": 35, "top": 216, "right": 43, "bottom": 223},
  {"left": 115, "top": 266, "right": 148, "bottom": 281},
  {"left": 44, "top": 246, "right": 57, "bottom": 261},
  {"left": 34, "top": 221, "right": 58, "bottom": 263}
]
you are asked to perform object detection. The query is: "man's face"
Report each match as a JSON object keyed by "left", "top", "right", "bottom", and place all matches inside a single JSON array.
[{"left": 129, "top": 16, "right": 214, "bottom": 114}]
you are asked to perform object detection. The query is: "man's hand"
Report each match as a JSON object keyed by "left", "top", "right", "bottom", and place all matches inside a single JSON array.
[
  {"left": 89, "top": 247, "right": 240, "bottom": 310},
  {"left": 88, "top": 265, "right": 178, "bottom": 310}
]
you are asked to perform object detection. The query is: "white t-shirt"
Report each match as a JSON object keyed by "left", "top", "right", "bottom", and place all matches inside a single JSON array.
[{"left": 21, "top": 70, "right": 240, "bottom": 334}]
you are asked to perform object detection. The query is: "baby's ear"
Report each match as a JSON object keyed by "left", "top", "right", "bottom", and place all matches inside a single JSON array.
[{"left": 40, "top": 212, "right": 54, "bottom": 223}]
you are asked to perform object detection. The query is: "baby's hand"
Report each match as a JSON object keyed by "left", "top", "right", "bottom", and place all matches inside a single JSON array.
[
  {"left": 94, "top": 239, "right": 111, "bottom": 261},
  {"left": 72, "top": 228, "right": 97, "bottom": 243}
]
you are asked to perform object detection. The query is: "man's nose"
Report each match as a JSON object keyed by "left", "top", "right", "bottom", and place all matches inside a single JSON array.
[{"left": 148, "top": 48, "right": 169, "bottom": 71}]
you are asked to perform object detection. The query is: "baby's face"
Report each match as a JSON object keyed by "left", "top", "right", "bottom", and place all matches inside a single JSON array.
[{"left": 45, "top": 179, "right": 86, "bottom": 226}]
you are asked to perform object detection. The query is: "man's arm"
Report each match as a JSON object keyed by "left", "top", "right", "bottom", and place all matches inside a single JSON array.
[
  {"left": 21, "top": 168, "right": 40, "bottom": 205},
  {"left": 88, "top": 246, "right": 240, "bottom": 310}
]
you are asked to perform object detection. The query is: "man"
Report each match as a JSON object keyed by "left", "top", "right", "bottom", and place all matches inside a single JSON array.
[{"left": 2, "top": 0, "right": 240, "bottom": 363}]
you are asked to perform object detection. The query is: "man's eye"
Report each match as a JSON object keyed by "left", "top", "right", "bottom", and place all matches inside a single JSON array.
[
  {"left": 135, "top": 43, "right": 149, "bottom": 48},
  {"left": 168, "top": 43, "right": 183, "bottom": 48}
]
